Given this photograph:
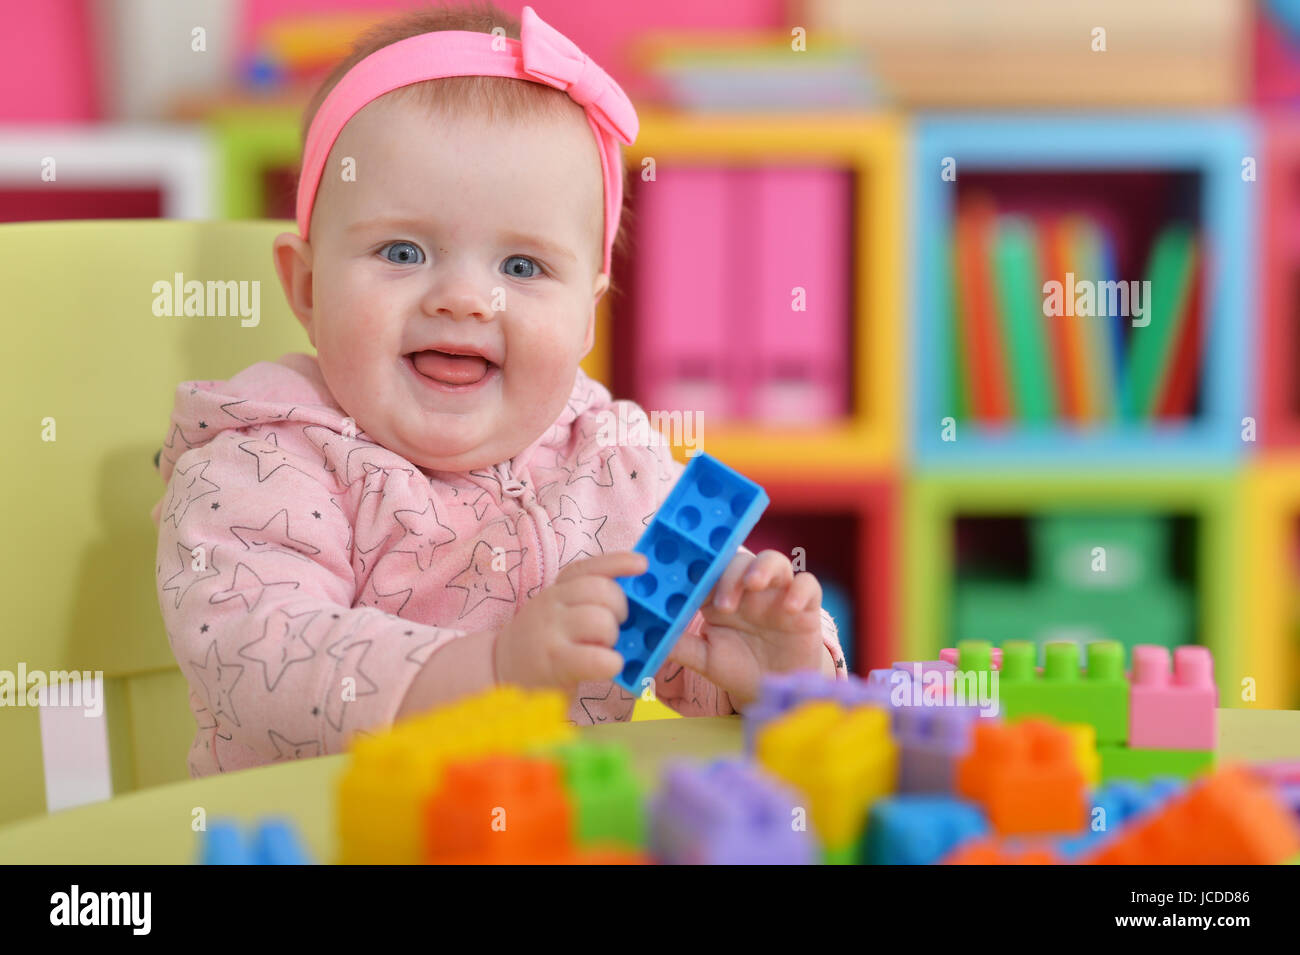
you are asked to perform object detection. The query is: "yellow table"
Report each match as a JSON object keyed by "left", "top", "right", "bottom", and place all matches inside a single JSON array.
[{"left": 1, "top": 710, "right": 1296, "bottom": 865}]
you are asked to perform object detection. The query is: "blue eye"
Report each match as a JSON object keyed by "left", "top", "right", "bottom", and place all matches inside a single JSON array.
[
  {"left": 503, "top": 255, "right": 539, "bottom": 278},
  {"left": 381, "top": 242, "right": 424, "bottom": 265}
]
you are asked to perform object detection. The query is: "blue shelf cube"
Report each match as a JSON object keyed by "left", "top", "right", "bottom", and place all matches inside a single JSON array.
[
  {"left": 911, "top": 113, "right": 1257, "bottom": 468},
  {"left": 613, "top": 453, "right": 769, "bottom": 694}
]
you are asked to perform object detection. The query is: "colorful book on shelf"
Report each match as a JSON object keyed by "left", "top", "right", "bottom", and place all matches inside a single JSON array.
[
  {"left": 945, "top": 230, "right": 972, "bottom": 421},
  {"left": 953, "top": 199, "right": 1012, "bottom": 423},
  {"left": 1070, "top": 217, "right": 1119, "bottom": 423},
  {"left": 1043, "top": 216, "right": 1087, "bottom": 424},
  {"left": 1124, "top": 224, "right": 1198, "bottom": 420},
  {"left": 1097, "top": 228, "right": 1126, "bottom": 421},
  {"left": 993, "top": 216, "right": 1055, "bottom": 424},
  {"left": 1154, "top": 248, "right": 1204, "bottom": 420}
]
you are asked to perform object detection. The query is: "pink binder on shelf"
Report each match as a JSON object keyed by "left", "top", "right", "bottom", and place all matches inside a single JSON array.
[
  {"left": 633, "top": 164, "right": 734, "bottom": 421},
  {"left": 743, "top": 166, "right": 852, "bottom": 424}
]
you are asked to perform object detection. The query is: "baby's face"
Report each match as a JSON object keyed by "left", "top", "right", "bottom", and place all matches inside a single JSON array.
[{"left": 276, "top": 92, "right": 607, "bottom": 473}]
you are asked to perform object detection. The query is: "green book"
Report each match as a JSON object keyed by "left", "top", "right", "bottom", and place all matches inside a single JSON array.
[
  {"left": 992, "top": 217, "right": 1055, "bottom": 424},
  {"left": 945, "top": 232, "right": 971, "bottom": 422},
  {"left": 1124, "top": 224, "right": 1197, "bottom": 419}
]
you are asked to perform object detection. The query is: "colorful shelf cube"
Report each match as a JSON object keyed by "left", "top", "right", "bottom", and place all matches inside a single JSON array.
[{"left": 614, "top": 453, "right": 768, "bottom": 694}]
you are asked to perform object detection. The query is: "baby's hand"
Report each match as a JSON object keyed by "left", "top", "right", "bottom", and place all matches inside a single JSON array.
[
  {"left": 668, "top": 549, "right": 826, "bottom": 709},
  {"left": 494, "top": 551, "right": 646, "bottom": 693}
]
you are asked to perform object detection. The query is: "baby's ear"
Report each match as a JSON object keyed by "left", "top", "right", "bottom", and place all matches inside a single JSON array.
[{"left": 272, "top": 233, "right": 315, "bottom": 341}]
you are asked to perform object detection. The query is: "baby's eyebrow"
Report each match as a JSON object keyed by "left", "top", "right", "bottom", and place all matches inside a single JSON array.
[{"left": 498, "top": 230, "right": 577, "bottom": 266}]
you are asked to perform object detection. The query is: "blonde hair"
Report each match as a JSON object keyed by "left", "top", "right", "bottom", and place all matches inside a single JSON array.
[{"left": 299, "top": 0, "right": 630, "bottom": 276}]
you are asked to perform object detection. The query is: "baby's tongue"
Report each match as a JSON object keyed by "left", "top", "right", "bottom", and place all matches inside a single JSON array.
[{"left": 412, "top": 350, "right": 489, "bottom": 385}]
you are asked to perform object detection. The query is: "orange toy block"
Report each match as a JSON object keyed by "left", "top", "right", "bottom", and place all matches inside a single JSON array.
[
  {"left": 1084, "top": 765, "right": 1300, "bottom": 865},
  {"left": 942, "top": 839, "right": 1061, "bottom": 864},
  {"left": 423, "top": 755, "right": 574, "bottom": 864},
  {"left": 956, "top": 719, "right": 1088, "bottom": 837}
]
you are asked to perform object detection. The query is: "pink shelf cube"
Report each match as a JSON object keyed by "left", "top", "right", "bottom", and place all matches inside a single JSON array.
[{"left": 1129, "top": 645, "right": 1217, "bottom": 751}]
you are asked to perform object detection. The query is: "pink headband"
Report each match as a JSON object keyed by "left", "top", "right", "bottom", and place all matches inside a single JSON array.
[{"left": 296, "top": 5, "right": 638, "bottom": 274}]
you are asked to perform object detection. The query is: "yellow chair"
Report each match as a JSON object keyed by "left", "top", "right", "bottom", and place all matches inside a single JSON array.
[{"left": 0, "top": 219, "right": 309, "bottom": 824}]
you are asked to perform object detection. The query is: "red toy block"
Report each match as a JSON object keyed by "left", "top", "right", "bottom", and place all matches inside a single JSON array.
[
  {"left": 955, "top": 719, "right": 1087, "bottom": 837},
  {"left": 1128, "top": 645, "right": 1216, "bottom": 750},
  {"left": 1084, "top": 765, "right": 1300, "bottom": 865},
  {"left": 423, "top": 755, "right": 574, "bottom": 864}
]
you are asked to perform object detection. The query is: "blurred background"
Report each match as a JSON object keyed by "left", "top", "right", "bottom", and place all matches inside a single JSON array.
[{"left": 3, "top": 0, "right": 1300, "bottom": 820}]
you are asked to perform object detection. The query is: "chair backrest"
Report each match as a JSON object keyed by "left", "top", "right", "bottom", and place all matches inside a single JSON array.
[{"left": 0, "top": 219, "right": 308, "bottom": 824}]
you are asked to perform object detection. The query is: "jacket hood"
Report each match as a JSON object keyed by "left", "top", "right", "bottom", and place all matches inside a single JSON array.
[{"left": 154, "top": 351, "right": 612, "bottom": 488}]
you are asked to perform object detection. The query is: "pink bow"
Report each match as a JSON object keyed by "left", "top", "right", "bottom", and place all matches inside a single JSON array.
[{"left": 520, "top": 6, "right": 639, "bottom": 146}]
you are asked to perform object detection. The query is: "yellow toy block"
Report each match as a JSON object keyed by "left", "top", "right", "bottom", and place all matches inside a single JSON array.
[
  {"left": 630, "top": 696, "right": 683, "bottom": 721},
  {"left": 1063, "top": 723, "right": 1100, "bottom": 787},
  {"left": 756, "top": 701, "right": 898, "bottom": 850},
  {"left": 337, "top": 686, "right": 575, "bottom": 864}
]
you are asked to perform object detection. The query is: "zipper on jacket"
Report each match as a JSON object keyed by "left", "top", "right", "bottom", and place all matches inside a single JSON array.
[{"left": 492, "top": 459, "right": 548, "bottom": 590}]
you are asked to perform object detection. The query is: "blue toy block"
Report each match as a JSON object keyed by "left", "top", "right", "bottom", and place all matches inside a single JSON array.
[
  {"left": 649, "top": 758, "right": 815, "bottom": 864},
  {"left": 614, "top": 453, "right": 768, "bottom": 694},
  {"left": 862, "top": 795, "right": 988, "bottom": 865},
  {"left": 199, "top": 817, "right": 313, "bottom": 865},
  {"left": 199, "top": 821, "right": 250, "bottom": 865}
]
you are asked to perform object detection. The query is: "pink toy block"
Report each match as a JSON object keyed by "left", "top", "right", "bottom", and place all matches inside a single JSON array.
[
  {"left": 1128, "top": 645, "right": 1216, "bottom": 751},
  {"left": 741, "top": 167, "right": 851, "bottom": 424},
  {"left": 634, "top": 165, "right": 734, "bottom": 420},
  {"left": 940, "top": 647, "right": 1002, "bottom": 669}
]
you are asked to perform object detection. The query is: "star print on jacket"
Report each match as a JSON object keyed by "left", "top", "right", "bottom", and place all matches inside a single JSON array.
[{"left": 152, "top": 351, "right": 846, "bottom": 778}]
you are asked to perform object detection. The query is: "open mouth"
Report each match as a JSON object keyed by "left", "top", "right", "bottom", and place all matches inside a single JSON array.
[{"left": 405, "top": 349, "right": 498, "bottom": 390}]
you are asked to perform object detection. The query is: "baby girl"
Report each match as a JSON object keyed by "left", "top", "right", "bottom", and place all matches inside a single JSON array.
[{"left": 152, "top": 2, "right": 844, "bottom": 777}]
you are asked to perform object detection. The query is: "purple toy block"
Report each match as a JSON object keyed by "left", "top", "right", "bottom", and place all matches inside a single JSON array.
[
  {"left": 1129, "top": 645, "right": 1217, "bottom": 751},
  {"left": 894, "top": 704, "right": 983, "bottom": 794},
  {"left": 649, "top": 759, "right": 816, "bottom": 865}
]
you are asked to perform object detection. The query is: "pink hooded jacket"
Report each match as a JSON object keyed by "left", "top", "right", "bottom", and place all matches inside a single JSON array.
[{"left": 152, "top": 353, "right": 845, "bottom": 777}]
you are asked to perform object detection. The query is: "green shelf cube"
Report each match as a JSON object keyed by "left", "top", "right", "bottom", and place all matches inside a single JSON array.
[
  {"left": 1032, "top": 513, "right": 1169, "bottom": 593},
  {"left": 998, "top": 641, "right": 1129, "bottom": 745}
]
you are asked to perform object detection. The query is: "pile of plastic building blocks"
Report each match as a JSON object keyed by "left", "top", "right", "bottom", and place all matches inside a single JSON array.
[
  {"left": 335, "top": 685, "right": 647, "bottom": 864},
  {"left": 724, "top": 639, "right": 1300, "bottom": 864}
]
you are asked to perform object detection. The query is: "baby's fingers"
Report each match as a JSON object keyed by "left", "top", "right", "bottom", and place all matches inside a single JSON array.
[
  {"left": 783, "top": 571, "right": 823, "bottom": 613},
  {"left": 741, "top": 550, "right": 794, "bottom": 592},
  {"left": 711, "top": 552, "right": 754, "bottom": 613},
  {"left": 554, "top": 641, "right": 624, "bottom": 685}
]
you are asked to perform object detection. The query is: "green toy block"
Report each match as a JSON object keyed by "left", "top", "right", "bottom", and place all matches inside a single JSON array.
[
  {"left": 822, "top": 844, "right": 858, "bottom": 866},
  {"left": 953, "top": 581, "right": 1189, "bottom": 659},
  {"left": 552, "top": 741, "right": 645, "bottom": 850},
  {"left": 1097, "top": 745, "right": 1214, "bottom": 783},
  {"left": 998, "top": 641, "right": 1129, "bottom": 745},
  {"left": 1032, "top": 513, "right": 1168, "bottom": 593}
]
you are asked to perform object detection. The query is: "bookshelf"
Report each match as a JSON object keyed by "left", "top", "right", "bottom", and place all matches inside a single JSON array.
[{"left": 911, "top": 114, "right": 1256, "bottom": 467}]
